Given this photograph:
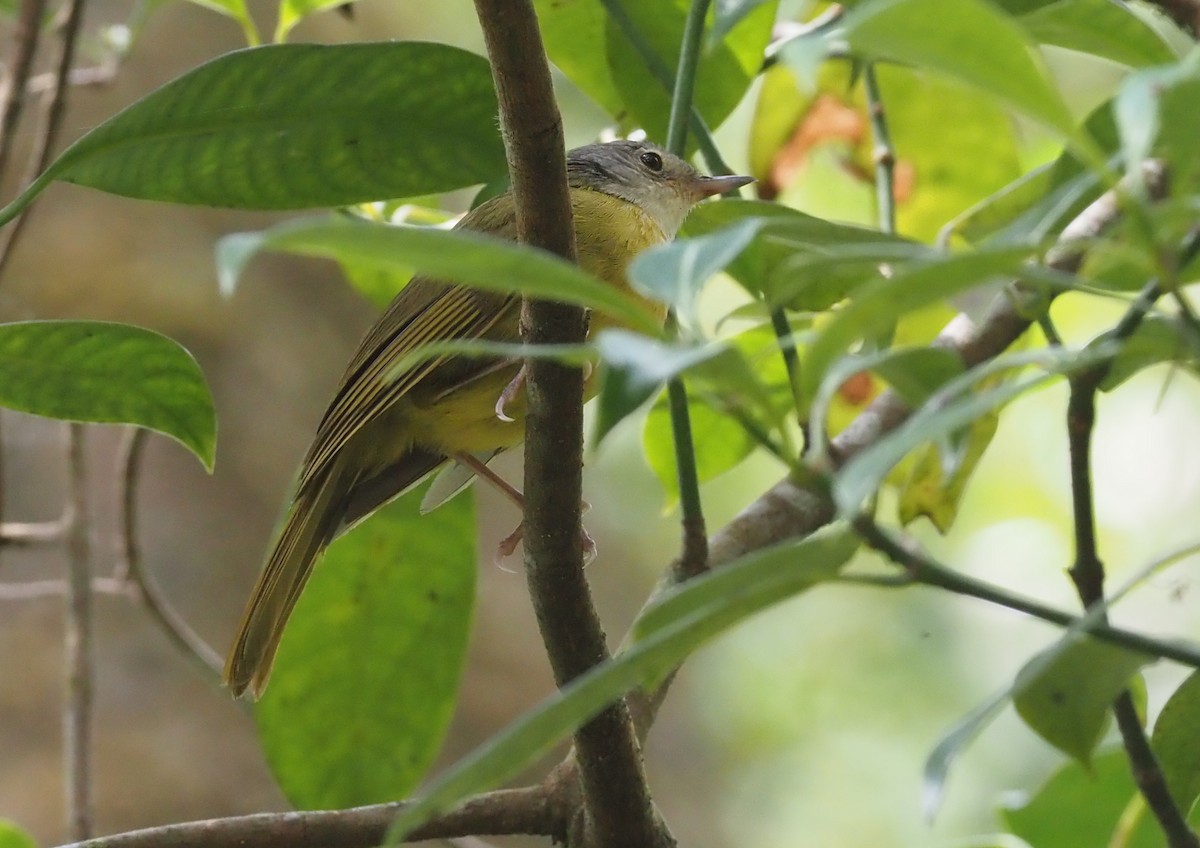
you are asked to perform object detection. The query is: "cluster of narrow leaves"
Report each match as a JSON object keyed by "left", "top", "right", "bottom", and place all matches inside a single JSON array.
[{"left": 4, "top": 0, "right": 1200, "bottom": 845}]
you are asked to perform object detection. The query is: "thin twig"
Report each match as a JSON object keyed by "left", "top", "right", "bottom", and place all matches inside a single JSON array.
[
  {"left": 472, "top": 2, "right": 668, "bottom": 846},
  {"left": 1063, "top": 235, "right": 1200, "bottom": 848},
  {"left": 0, "top": 0, "right": 89, "bottom": 281},
  {"left": 862, "top": 64, "right": 895, "bottom": 236},
  {"left": 0, "top": 0, "right": 48, "bottom": 180},
  {"left": 661, "top": 0, "right": 714, "bottom": 584},
  {"left": 113, "top": 427, "right": 225, "bottom": 682},
  {"left": 54, "top": 787, "right": 557, "bottom": 848},
  {"left": 1, "top": 514, "right": 72, "bottom": 545},
  {"left": 0, "top": 576, "right": 131, "bottom": 600},
  {"left": 64, "top": 423, "right": 92, "bottom": 840},
  {"left": 850, "top": 517, "right": 1200, "bottom": 670}
]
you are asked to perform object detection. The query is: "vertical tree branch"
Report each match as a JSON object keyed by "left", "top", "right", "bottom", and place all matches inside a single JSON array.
[
  {"left": 471, "top": 2, "right": 668, "bottom": 846},
  {"left": 1065, "top": 247, "right": 1200, "bottom": 847},
  {"left": 0, "top": 0, "right": 88, "bottom": 279},
  {"left": 64, "top": 423, "right": 93, "bottom": 840},
  {"left": 0, "top": 0, "right": 47, "bottom": 180}
]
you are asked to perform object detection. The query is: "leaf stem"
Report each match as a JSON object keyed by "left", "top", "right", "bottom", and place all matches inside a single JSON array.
[
  {"left": 862, "top": 63, "right": 895, "bottom": 236},
  {"left": 662, "top": 0, "right": 714, "bottom": 579}
]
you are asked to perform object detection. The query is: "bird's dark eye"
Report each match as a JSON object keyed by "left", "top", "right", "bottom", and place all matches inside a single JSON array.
[{"left": 640, "top": 151, "right": 663, "bottom": 172}]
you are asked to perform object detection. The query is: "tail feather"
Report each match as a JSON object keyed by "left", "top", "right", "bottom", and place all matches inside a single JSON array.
[{"left": 224, "top": 468, "right": 349, "bottom": 699}]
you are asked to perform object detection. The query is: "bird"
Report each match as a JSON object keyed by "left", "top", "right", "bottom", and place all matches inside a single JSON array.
[{"left": 224, "top": 139, "right": 753, "bottom": 698}]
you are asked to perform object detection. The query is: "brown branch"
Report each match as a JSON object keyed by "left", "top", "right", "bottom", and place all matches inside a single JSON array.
[
  {"left": 0, "top": 0, "right": 47, "bottom": 180},
  {"left": 0, "top": 0, "right": 88, "bottom": 281},
  {"left": 64, "top": 423, "right": 93, "bottom": 840},
  {"left": 471, "top": 2, "right": 668, "bottom": 846},
  {"left": 1061, "top": 231, "right": 1200, "bottom": 848},
  {"left": 55, "top": 787, "right": 556, "bottom": 848}
]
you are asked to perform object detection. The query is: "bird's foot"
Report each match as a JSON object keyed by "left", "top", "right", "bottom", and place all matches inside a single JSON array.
[
  {"left": 493, "top": 520, "right": 597, "bottom": 567},
  {"left": 495, "top": 365, "right": 527, "bottom": 423}
]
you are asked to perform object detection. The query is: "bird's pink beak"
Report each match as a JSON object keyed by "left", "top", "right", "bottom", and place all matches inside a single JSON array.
[{"left": 693, "top": 173, "right": 755, "bottom": 198}]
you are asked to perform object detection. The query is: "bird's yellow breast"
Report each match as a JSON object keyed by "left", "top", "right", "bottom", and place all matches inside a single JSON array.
[
  {"left": 571, "top": 189, "right": 669, "bottom": 289},
  {"left": 358, "top": 188, "right": 671, "bottom": 464}
]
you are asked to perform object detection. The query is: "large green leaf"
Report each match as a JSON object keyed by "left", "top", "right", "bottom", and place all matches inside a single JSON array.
[
  {"left": 841, "top": 0, "right": 1074, "bottom": 136},
  {"left": 1151, "top": 670, "right": 1200, "bottom": 816},
  {"left": 1002, "top": 749, "right": 1169, "bottom": 848},
  {"left": 1013, "top": 638, "right": 1150, "bottom": 765},
  {"left": 218, "top": 217, "right": 664, "bottom": 334},
  {"left": 387, "top": 525, "right": 857, "bottom": 841},
  {"left": 0, "top": 321, "right": 216, "bottom": 470},
  {"left": 535, "top": 0, "right": 776, "bottom": 140},
  {"left": 256, "top": 485, "right": 475, "bottom": 809},
  {"left": 0, "top": 43, "right": 506, "bottom": 223}
]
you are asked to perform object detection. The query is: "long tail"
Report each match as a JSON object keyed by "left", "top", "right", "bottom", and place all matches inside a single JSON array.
[{"left": 223, "top": 466, "right": 350, "bottom": 699}]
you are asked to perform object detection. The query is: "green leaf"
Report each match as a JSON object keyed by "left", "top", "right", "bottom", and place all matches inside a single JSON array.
[
  {"left": 1115, "top": 50, "right": 1200, "bottom": 189},
  {"left": 256, "top": 485, "right": 475, "bottom": 809},
  {"left": 841, "top": 0, "right": 1074, "bottom": 135},
  {"left": 681, "top": 199, "right": 917, "bottom": 304},
  {"left": 923, "top": 538, "right": 1200, "bottom": 819},
  {"left": 642, "top": 392, "right": 755, "bottom": 508},
  {"left": 896, "top": 410, "right": 998, "bottom": 532},
  {"left": 1096, "top": 315, "right": 1193, "bottom": 391},
  {"left": 0, "top": 43, "right": 506, "bottom": 223},
  {"left": 1013, "top": 638, "right": 1150, "bottom": 765},
  {"left": 0, "top": 820, "right": 38, "bottom": 848},
  {"left": 535, "top": 0, "right": 775, "bottom": 140},
  {"left": 634, "top": 524, "right": 858, "bottom": 641},
  {"left": 592, "top": 331, "right": 728, "bottom": 444},
  {"left": 0, "top": 321, "right": 216, "bottom": 470},
  {"left": 800, "top": 246, "right": 1038, "bottom": 411},
  {"left": 764, "top": 241, "right": 935, "bottom": 312},
  {"left": 275, "top": 0, "right": 347, "bottom": 40},
  {"left": 711, "top": 0, "right": 775, "bottom": 44},
  {"left": 387, "top": 525, "right": 855, "bottom": 841},
  {"left": 1002, "top": 749, "right": 1167, "bottom": 848},
  {"left": 1018, "top": 0, "right": 1176, "bottom": 68},
  {"left": 1152, "top": 670, "right": 1200, "bottom": 816},
  {"left": 810, "top": 347, "right": 963, "bottom": 457},
  {"left": 217, "top": 217, "right": 663, "bottom": 334},
  {"left": 832, "top": 344, "right": 1115, "bottom": 514},
  {"left": 630, "top": 217, "right": 764, "bottom": 324}
]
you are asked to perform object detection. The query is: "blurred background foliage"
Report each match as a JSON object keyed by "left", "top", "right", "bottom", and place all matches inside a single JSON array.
[{"left": 1, "top": 1, "right": 1199, "bottom": 847}]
